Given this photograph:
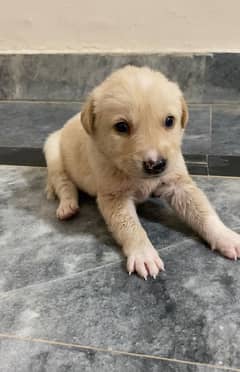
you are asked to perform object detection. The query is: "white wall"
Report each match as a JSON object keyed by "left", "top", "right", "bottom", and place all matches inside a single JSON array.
[{"left": 0, "top": 0, "right": 240, "bottom": 52}]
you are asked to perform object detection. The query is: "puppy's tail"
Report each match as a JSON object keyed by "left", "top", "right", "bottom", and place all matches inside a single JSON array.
[{"left": 43, "top": 130, "right": 63, "bottom": 200}]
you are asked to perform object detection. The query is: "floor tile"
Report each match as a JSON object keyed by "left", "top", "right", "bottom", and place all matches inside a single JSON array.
[
  {"left": 1, "top": 166, "right": 240, "bottom": 293},
  {"left": 0, "top": 241, "right": 240, "bottom": 369},
  {"left": 2, "top": 53, "right": 240, "bottom": 104},
  {"left": 0, "top": 101, "right": 211, "bottom": 164},
  {"left": 209, "top": 156, "right": 240, "bottom": 177},
  {"left": 0, "top": 165, "right": 194, "bottom": 292},
  {"left": 194, "top": 176, "right": 240, "bottom": 228},
  {"left": 0, "top": 338, "right": 232, "bottom": 372},
  {"left": 211, "top": 105, "right": 240, "bottom": 156},
  {"left": 185, "top": 163, "right": 208, "bottom": 176},
  {"left": 182, "top": 105, "right": 211, "bottom": 155},
  {"left": 204, "top": 54, "right": 240, "bottom": 103},
  {"left": 0, "top": 55, "right": 17, "bottom": 99},
  {"left": 0, "top": 147, "right": 45, "bottom": 166},
  {"left": 1, "top": 166, "right": 240, "bottom": 371},
  {"left": 0, "top": 166, "right": 120, "bottom": 292},
  {"left": 0, "top": 101, "right": 80, "bottom": 148},
  {"left": 0, "top": 54, "right": 206, "bottom": 102}
]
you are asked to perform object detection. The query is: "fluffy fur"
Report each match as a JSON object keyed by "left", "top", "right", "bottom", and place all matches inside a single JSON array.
[{"left": 44, "top": 66, "right": 240, "bottom": 279}]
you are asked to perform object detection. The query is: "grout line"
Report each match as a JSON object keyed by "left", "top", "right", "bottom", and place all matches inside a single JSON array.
[
  {"left": 0, "top": 239, "right": 199, "bottom": 298},
  {"left": 157, "top": 238, "right": 194, "bottom": 253},
  {"left": 1, "top": 150, "right": 240, "bottom": 178},
  {"left": 194, "top": 174, "right": 240, "bottom": 180},
  {"left": 0, "top": 239, "right": 193, "bottom": 298},
  {"left": 209, "top": 104, "right": 213, "bottom": 138},
  {"left": 186, "top": 161, "right": 207, "bottom": 165},
  {"left": 0, "top": 164, "right": 239, "bottom": 180},
  {"left": 0, "top": 333, "right": 239, "bottom": 371},
  {"left": 0, "top": 260, "right": 122, "bottom": 298},
  {"left": 0, "top": 99, "right": 85, "bottom": 104},
  {"left": 0, "top": 100, "right": 239, "bottom": 105},
  {"left": 1, "top": 100, "right": 240, "bottom": 106},
  {"left": 207, "top": 104, "right": 213, "bottom": 176},
  {"left": 206, "top": 154, "right": 210, "bottom": 176},
  {"left": 189, "top": 102, "right": 240, "bottom": 106}
]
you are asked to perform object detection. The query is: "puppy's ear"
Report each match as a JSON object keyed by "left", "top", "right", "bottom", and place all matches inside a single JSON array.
[
  {"left": 81, "top": 95, "right": 95, "bottom": 135},
  {"left": 181, "top": 96, "right": 189, "bottom": 128}
]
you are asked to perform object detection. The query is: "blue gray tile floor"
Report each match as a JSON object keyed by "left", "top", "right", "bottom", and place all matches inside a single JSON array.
[{"left": 1, "top": 165, "right": 240, "bottom": 371}]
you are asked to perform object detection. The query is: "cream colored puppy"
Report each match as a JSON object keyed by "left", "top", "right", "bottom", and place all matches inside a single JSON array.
[{"left": 44, "top": 66, "right": 240, "bottom": 279}]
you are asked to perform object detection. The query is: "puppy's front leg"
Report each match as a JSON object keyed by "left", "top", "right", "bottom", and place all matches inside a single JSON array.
[
  {"left": 162, "top": 175, "right": 240, "bottom": 260},
  {"left": 97, "top": 195, "right": 164, "bottom": 279}
]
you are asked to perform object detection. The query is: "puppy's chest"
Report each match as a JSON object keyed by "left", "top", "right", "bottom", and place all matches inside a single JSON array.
[{"left": 134, "top": 180, "right": 163, "bottom": 203}]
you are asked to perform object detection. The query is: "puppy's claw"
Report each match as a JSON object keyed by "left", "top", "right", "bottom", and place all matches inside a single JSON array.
[
  {"left": 144, "top": 276, "right": 148, "bottom": 281},
  {"left": 153, "top": 275, "right": 156, "bottom": 280},
  {"left": 129, "top": 271, "right": 132, "bottom": 276}
]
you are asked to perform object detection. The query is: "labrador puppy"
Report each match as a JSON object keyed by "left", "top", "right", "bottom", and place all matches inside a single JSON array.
[{"left": 44, "top": 65, "right": 240, "bottom": 279}]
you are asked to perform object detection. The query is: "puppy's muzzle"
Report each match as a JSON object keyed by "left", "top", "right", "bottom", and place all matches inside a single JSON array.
[{"left": 143, "top": 158, "right": 167, "bottom": 175}]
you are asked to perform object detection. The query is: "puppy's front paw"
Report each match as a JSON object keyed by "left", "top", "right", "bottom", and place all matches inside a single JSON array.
[
  {"left": 211, "top": 228, "right": 240, "bottom": 260},
  {"left": 126, "top": 245, "right": 164, "bottom": 280},
  {"left": 56, "top": 199, "right": 79, "bottom": 220}
]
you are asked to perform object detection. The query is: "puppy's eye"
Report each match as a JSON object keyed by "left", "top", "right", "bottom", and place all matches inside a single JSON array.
[
  {"left": 114, "top": 121, "right": 130, "bottom": 134},
  {"left": 165, "top": 115, "right": 175, "bottom": 128}
]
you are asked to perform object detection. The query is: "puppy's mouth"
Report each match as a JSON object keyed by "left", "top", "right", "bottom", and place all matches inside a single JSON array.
[{"left": 141, "top": 171, "right": 167, "bottom": 180}]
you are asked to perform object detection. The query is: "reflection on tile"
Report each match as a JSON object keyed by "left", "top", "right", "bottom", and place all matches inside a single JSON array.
[
  {"left": 0, "top": 102, "right": 80, "bottom": 148},
  {"left": 0, "top": 55, "right": 17, "bottom": 99},
  {"left": 0, "top": 54, "right": 206, "bottom": 102},
  {"left": 208, "top": 156, "right": 240, "bottom": 177},
  {"left": 184, "top": 155, "right": 208, "bottom": 163},
  {"left": 182, "top": 106, "right": 211, "bottom": 155},
  {"left": 204, "top": 54, "right": 240, "bottom": 103},
  {"left": 1, "top": 241, "right": 240, "bottom": 368},
  {"left": 0, "top": 147, "right": 45, "bottom": 166},
  {"left": 0, "top": 339, "right": 230, "bottom": 372},
  {"left": 186, "top": 162, "right": 208, "bottom": 175},
  {"left": 211, "top": 105, "right": 240, "bottom": 156}
]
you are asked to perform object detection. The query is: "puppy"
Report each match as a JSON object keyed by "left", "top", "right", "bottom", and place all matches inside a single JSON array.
[{"left": 44, "top": 65, "right": 240, "bottom": 279}]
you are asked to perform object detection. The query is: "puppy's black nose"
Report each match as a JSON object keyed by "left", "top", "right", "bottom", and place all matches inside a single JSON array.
[{"left": 143, "top": 158, "right": 167, "bottom": 175}]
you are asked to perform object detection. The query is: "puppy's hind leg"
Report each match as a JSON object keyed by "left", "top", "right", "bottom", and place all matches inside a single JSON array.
[
  {"left": 54, "top": 172, "right": 79, "bottom": 220},
  {"left": 44, "top": 130, "right": 79, "bottom": 220}
]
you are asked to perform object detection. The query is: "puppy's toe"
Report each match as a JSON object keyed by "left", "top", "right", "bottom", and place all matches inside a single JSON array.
[
  {"left": 135, "top": 259, "right": 149, "bottom": 280},
  {"left": 127, "top": 255, "right": 135, "bottom": 275},
  {"left": 56, "top": 200, "right": 79, "bottom": 220},
  {"left": 220, "top": 246, "right": 237, "bottom": 261},
  {"left": 154, "top": 255, "right": 165, "bottom": 271},
  {"left": 45, "top": 183, "right": 56, "bottom": 200},
  {"left": 143, "top": 259, "right": 158, "bottom": 278},
  {"left": 236, "top": 245, "right": 240, "bottom": 258}
]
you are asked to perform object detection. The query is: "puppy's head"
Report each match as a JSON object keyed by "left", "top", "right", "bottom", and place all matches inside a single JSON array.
[{"left": 81, "top": 66, "right": 188, "bottom": 178}]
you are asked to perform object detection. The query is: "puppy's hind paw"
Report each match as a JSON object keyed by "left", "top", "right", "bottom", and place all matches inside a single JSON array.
[{"left": 56, "top": 200, "right": 79, "bottom": 220}]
